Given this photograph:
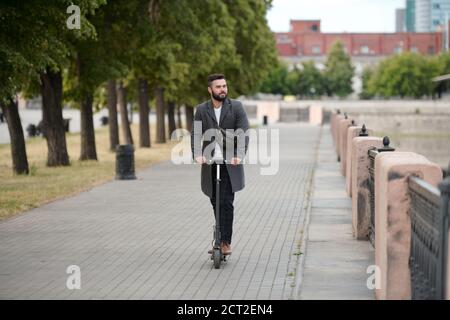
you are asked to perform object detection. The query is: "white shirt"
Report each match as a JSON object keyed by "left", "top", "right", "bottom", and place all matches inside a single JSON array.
[{"left": 213, "top": 105, "right": 223, "bottom": 159}]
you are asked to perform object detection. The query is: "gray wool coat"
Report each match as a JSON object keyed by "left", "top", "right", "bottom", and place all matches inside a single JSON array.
[{"left": 190, "top": 98, "right": 249, "bottom": 198}]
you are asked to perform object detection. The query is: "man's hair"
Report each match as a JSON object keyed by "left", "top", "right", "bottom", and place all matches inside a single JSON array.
[{"left": 207, "top": 73, "right": 226, "bottom": 87}]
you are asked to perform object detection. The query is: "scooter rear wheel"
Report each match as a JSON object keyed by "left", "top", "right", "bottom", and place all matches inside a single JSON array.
[{"left": 213, "top": 248, "right": 221, "bottom": 269}]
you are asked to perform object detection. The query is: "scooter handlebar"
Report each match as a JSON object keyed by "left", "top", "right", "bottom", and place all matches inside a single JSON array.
[{"left": 206, "top": 158, "right": 231, "bottom": 165}]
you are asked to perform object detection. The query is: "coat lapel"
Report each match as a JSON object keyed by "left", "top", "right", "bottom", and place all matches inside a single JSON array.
[
  {"left": 206, "top": 100, "right": 217, "bottom": 124},
  {"left": 219, "top": 98, "right": 230, "bottom": 127}
]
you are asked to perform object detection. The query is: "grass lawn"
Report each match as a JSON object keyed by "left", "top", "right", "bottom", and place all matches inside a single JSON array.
[{"left": 0, "top": 124, "right": 177, "bottom": 221}]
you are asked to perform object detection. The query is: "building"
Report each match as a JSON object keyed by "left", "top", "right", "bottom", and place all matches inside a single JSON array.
[
  {"left": 274, "top": 19, "right": 444, "bottom": 97},
  {"left": 275, "top": 20, "right": 442, "bottom": 58},
  {"left": 396, "top": 8, "right": 406, "bottom": 32},
  {"left": 406, "top": 0, "right": 416, "bottom": 31},
  {"left": 415, "top": 0, "right": 450, "bottom": 32}
]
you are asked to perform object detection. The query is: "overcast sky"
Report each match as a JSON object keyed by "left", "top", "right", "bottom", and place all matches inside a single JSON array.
[{"left": 266, "top": 0, "right": 406, "bottom": 33}]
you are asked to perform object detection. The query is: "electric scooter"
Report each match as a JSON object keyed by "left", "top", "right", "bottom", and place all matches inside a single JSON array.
[{"left": 207, "top": 156, "right": 231, "bottom": 269}]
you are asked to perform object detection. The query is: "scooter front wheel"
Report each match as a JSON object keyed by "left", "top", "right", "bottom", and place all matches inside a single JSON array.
[{"left": 213, "top": 248, "right": 222, "bottom": 269}]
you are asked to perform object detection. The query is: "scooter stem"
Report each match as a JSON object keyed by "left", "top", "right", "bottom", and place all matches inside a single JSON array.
[{"left": 215, "top": 163, "right": 221, "bottom": 248}]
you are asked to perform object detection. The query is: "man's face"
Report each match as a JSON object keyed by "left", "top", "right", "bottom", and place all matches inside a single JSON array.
[{"left": 208, "top": 79, "right": 228, "bottom": 102}]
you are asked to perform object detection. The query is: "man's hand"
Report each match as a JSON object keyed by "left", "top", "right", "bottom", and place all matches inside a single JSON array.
[
  {"left": 195, "top": 156, "right": 206, "bottom": 164},
  {"left": 230, "top": 157, "right": 241, "bottom": 166}
]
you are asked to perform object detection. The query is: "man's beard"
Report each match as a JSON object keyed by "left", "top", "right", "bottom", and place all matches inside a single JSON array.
[{"left": 212, "top": 92, "right": 227, "bottom": 102}]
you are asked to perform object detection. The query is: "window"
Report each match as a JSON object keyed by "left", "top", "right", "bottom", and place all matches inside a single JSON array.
[
  {"left": 394, "top": 47, "right": 403, "bottom": 54},
  {"left": 360, "top": 45, "right": 370, "bottom": 54},
  {"left": 312, "top": 46, "right": 321, "bottom": 54},
  {"left": 433, "top": 3, "right": 440, "bottom": 9},
  {"left": 277, "top": 35, "right": 291, "bottom": 44},
  {"left": 311, "top": 24, "right": 318, "bottom": 32},
  {"left": 428, "top": 46, "right": 435, "bottom": 54},
  {"left": 410, "top": 46, "right": 418, "bottom": 53},
  {"left": 433, "top": 19, "right": 441, "bottom": 26}
]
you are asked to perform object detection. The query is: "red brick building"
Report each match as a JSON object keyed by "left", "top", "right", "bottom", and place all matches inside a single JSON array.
[{"left": 275, "top": 20, "right": 443, "bottom": 57}]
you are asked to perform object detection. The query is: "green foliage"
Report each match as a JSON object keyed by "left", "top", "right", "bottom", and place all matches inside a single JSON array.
[
  {"left": 433, "top": 52, "right": 450, "bottom": 93},
  {"left": 359, "top": 66, "right": 375, "bottom": 99},
  {"left": 0, "top": 0, "right": 102, "bottom": 104},
  {"left": 2, "top": 0, "right": 279, "bottom": 107},
  {"left": 258, "top": 61, "right": 290, "bottom": 95},
  {"left": 324, "top": 41, "right": 354, "bottom": 98},
  {"left": 223, "top": 0, "right": 278, "bottom": 96},
  {"left": 367, "top": 52, "right": 439, "bottom": 98},
  {"left": 64, "top": 0, "right": 139, "bottom": 108},
  {"left": 295, "top": 61, "right": 326, "bottom": 98},
  {"left": 259, "top": 60, "right": 326, "bottom": 98},
  {"left": 143, "top": 0, "right": 235, "bottom": 106}
]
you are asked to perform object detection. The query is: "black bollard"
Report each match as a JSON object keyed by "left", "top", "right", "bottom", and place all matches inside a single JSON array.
[
  {"left": 115, "top": 144, "right": 136, "bottom": 180},
  {"left": 26, "top": 124, "right": 37, "bottom": 137},
  {"left": 100, "top": 116, "right": 109, "bottom": 126},
  {"left": 359, "top": 124, "right": 369, "bottom": 137},
  {"left": 263, "top": 115, "right": 268, "bottom": 126},
  {"left": 378, "top": 136, "right": 395, "bottom": 152}
]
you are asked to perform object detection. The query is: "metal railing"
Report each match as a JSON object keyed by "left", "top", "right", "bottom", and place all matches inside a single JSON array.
[
  {"left": 409, "top": 172, "right": 450, "bottom": 300},
  {"left": 368, "top": 148, "right": 377, "bottom": 247},
  {"left": 367, "top": 137, "right": 395, "bottom": 247}
]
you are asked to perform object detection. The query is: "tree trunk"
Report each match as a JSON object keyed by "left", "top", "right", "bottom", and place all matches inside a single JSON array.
[
  {"left": 107, "top": 80, "right": 119, "bottom": 151},
  {"left": 185, "top": 104, "right": 194, "bottom": 133},
  {"left": 79, "top": 92, "right": 97, "bottom": 160},
  {"left": 177, "top": 104, "right": 182, "bottom": 129},
  {"left": 40, "top": 68, "right": 70, "bottom": 166},
  {"left": 138, "top": 78, "right": 151, "bottom": 147},
  {"left": 167, "top": 100, "right": 176, "bottom": 138},
  {"left": 1, "top": 99, "right": 29, "bottom": 174},
  {"left": 117, "top": 81, "right": 134, "bottom": 145},
  {"left": 129, "top": 103, "right": 133, "bottom": 124},
  {"left": 154, "top": 86, "right": 166, "bottom": 143}
]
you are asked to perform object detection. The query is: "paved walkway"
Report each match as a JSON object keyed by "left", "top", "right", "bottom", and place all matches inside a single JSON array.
[
  {"left": 0, "top": 123, "right": 320, "bottom": 300},
  {"left": 298, "top": 125, "right": 375, "bottom": 300},
  {"left": 0, "top": 123, "right": 375, "bottom": 300}
]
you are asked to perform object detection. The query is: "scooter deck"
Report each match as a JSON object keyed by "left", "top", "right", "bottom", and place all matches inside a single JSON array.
[
  {"left": 207, "top": 249, "right": 231, "bottom": 257},
  {"left": 209, "top": 254, "right": 229, "bottom": 261}
]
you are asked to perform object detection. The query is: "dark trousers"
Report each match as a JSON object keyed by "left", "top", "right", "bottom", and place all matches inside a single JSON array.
[{"left": 209, "top": 163, "right": 235, "bottom": 244}]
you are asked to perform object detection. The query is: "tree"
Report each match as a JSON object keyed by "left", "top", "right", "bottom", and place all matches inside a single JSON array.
[
  {"left": 222, "top": 0, "right": 278, "bottom": 96},
  {"left": 324, "top": 41, "right": 354, "bottom": 98},
  {"left": 0, "top": 1, "right": 99, "bottom": 171},
  {"left": 0, "top": 99, "right": 29, "bottom": 174},
  {"left": 66, "top": 0, "right": 147, "bottom": 158},
  {"left": 295, "top": 61, "right": 326, "bottom": 98},
  {"left": 100, "top": 0, "right": 140, "bottom": 151},
  {"left": 368, "top": 53, "right": 437, "bottom": 99},
  {"left": 259, "top": 62, "right": 290, "bottom": 95},
  {"left": 433, "top": 52, "right": 450, "bottom": 98},
  {"left": 117, "top": 80, "right": 134, "bottom": 145},
  {"left": 133, "top": 0, "right": 237, "bottom": 136},
  {"left": 359, "top": 66, "right": 375, "bottom": 100},
  {"left": 106, "top": 80, "right": 119, "bottom": 151},
  {"left": 173, "top": 0, "right": 237, "bottom": 132},
  {"left": 131, "top": 0, "right": 190, "bottom": 143}
]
